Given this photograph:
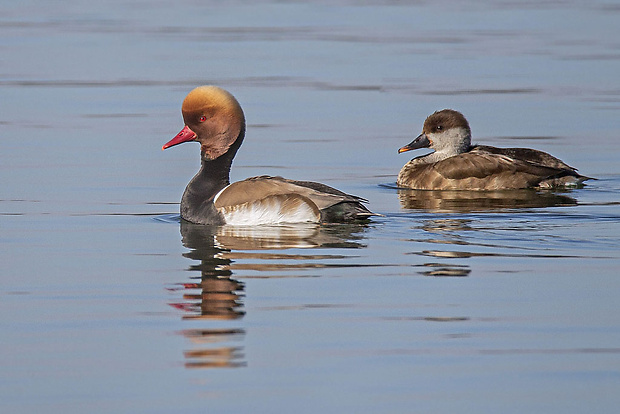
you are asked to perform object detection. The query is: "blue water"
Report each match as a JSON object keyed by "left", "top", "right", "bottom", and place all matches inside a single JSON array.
[{"left": 2, "top": 1, "right": 620, "bottom": 413}]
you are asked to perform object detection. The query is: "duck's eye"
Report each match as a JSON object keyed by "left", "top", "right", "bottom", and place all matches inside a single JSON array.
[
  {"left": 199, "top": 115, "right": 207, "bottom": 122},
  {"left": 436, "top": 125, "right": 443, "bottom": 131}
]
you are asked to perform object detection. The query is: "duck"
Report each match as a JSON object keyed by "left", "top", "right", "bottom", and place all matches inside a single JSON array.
[
  {"left": 163, "top": 86, "right": 375, "bottom": 225},
  {"left": 397, "top": 109, "right": 591, "bottom": 190}
]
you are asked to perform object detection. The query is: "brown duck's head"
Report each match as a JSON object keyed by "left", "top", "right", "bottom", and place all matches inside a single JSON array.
[
  {"left": 399, "top": 109, "right": 471, "bottom": 156},
  {"left": 163, "top": 86, "right": 246, "bottom": 161}
]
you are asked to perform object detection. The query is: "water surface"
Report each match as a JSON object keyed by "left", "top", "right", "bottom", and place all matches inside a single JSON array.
[{"left": 2, "top": 1, "right": 620, "bottom": 413}]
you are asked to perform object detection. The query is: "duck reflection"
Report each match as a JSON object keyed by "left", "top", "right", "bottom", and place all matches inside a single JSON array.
[
  {"left": 177, "top": 221, "right": 245, "bottom": 320},
  {"left": 398, "top": 188, "right": 577, "bottom": 212},
  {"left": 398, "top": 189, "right": 578, "bottom": 276},
  {"left": 172, "top": 219, "right": 369, "bottom": 368},
  {"left": 417, "top": 262, "right": 471, "bottom": 277},
  {"left": 214, "top": 222, "right": 368, "bottom": 250},
  {"left": 409, "top": 217, "right": 473, "bottom": 277},
  {"left": 181, "top": 328, "right": 245, "bottom": 369},
  {"left": 170, "top": 221, "right": 246, "bottom": 369}
]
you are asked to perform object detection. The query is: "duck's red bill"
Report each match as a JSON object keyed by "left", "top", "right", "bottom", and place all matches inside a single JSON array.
[{"left": 162, "top": 125, "right": 197, "bottom": 150}]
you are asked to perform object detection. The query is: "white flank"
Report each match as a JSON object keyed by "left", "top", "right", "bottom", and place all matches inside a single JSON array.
[
  {"left": 213, "top": 185, "right": 229, "bottom": 205},
  {"left": 220, "top": 198, "right": 320, "bottom": 226}
]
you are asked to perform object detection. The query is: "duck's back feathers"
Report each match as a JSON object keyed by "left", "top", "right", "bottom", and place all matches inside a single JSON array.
[
  {"left": 473, "top": 145, "right": 577, "bottom": 171},
  {"left": 398, "top": 147, "right": 589, "bottom": 190}
]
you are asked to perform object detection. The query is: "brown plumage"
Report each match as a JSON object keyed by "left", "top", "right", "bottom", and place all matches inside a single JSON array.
[
  {"left": 397, "top": 109, "right": 591, "bottom": 190},
  {"left": 163, "top": 86, "right": 375, "bottom": 225}
]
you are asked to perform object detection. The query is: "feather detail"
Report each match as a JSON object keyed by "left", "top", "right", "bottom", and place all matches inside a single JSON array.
[{"left": 218, "top": 194, "right": 320, "bottom": 226}]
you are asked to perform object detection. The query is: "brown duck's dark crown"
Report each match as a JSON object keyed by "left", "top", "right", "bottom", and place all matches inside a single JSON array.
[{"left": 423, "top": 109, "right": 471, "bottom": 135}]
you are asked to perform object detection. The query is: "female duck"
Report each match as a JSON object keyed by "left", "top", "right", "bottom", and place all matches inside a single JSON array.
[
  {"left": 397, "top": 109, "right": 590, "bottom": 190},
  {"left": 163, "top": 86, "right": 374, "bottom": 225}
]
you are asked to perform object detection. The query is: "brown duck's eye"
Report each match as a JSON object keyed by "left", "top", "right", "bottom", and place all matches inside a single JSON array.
[
  {"left": 199, "top": 115, "right": 207, "bottom": 122},
  {"left": 436, "top": 125, "right": 443, "bottom": 131}
]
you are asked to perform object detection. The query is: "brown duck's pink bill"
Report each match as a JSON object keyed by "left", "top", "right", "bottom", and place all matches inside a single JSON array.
[{"left": 162, "top": 125, "right": 197, "bottom": 150}]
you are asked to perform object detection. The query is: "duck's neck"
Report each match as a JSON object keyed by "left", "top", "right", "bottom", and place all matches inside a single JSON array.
[
  {"left": 190, "top": 153, "right": 234, "bottom": 198},
  {"left": 180, "top": 132, "right": 244, "bottom": 224},
  {"left": 408, "top": 150, "right": 448, "bottom": 166}
]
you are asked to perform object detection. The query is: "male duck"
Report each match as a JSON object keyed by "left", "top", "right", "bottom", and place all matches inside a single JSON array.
[{"left": 163, "top": 86, "right": 374, "bottom": 225}]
